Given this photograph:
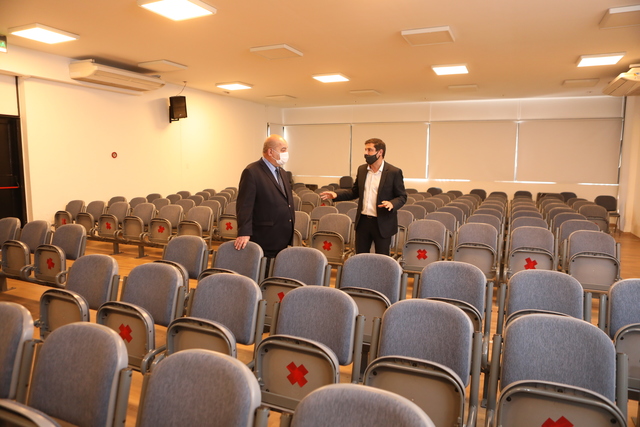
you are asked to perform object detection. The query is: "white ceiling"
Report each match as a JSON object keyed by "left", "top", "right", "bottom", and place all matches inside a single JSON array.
[{"left": 2, "top": 0, "right": 639, "bottom": 108}]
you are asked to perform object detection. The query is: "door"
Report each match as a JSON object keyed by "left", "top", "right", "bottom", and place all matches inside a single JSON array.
[{"left": 0, "top": 116, "right": 26, "bottom": 223}]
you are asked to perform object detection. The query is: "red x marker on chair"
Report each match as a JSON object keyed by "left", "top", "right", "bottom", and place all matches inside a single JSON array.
[
  {"left": 322, "top": 241, "right": 332, "bottom": 251},
  {"left": 417, "top": 249, "right": 428, "bottom": 260},
  {"left": 525, "top": 257, "right": 538, "bottom": 270},
  {"left": 46, "top": 258, "right": 55, "bottom": 270},
  {"left": 119, "top": 324, "right": 133, "bottom": 343},
  {"left": 286, "top": 362, "right": 308, "bottom": 387},
  {"left": 542, "top": 416, "right": 573, "bottom": 427}
]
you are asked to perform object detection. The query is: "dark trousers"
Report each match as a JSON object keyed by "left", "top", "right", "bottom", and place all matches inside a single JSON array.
[{"left": 355, "top": 215, "right": 392, "bottom": 255}]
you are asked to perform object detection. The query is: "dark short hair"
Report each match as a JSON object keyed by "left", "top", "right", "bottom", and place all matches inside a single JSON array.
[{"left": 365, "top": 138, "right": 386, "bottom": 158}]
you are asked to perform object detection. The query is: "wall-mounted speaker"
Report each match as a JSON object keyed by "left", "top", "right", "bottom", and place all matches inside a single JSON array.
[{"left": 169, "top": 96, "right": 187, "bottom": 122}]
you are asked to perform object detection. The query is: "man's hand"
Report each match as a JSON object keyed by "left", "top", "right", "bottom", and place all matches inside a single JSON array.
[
  {"left": 378, "top": 201, "right": 394, "bottom": 211},
  {"left": 234, "top": 235, "right": 250, "bottom": 250},
  {"left": 320, "top": 191, "right": 337, "bottom": 200}
]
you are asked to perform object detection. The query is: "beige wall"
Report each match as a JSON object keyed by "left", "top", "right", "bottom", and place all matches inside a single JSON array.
[{"left": 619, "top": 96, "right": 640, "bottom": 234}]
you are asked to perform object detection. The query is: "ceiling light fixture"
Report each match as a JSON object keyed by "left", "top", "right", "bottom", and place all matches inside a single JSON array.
[
  {"left": 600, "top": 4, "right": 640, "bottom": 29},
  {"left": 432, "top": 64, "right": 469, "bottom": 75},
  {"left": 349, "top": 89, "right": 381, "bottom": 96},
  {"left": 313, "top": 73, "right": 350, "bottom": 83},
  {"left": 577, "top": 53, "right": 625, "bottom": 67},
  {"left": 250, "top": 44, "right": 303, "bottom": 59},
  {"left": 216, "top": 82, "right": 252, "bottom": 90},
  {"left": 9, "top": 23, "right": 79, "bottom": 44},
  {"left": 137, "top": 0, "right": 216, "bottom": 21},
  {"left": 563, "top": 79, "right": 599, "bottom": 87},
  {"left": 138, "top": 60, "right": 188, "bottom": 72},
  {"left": 401, "top": 26, "right": 455, "bottom": 46}
]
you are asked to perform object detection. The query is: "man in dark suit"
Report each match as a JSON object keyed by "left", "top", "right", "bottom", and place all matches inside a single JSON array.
[
  {"left": 321, "top": 138, "right": 407, "bottom": 255},
  {"left": 234, "top": 134, "right": 295, "bottom": 258}
]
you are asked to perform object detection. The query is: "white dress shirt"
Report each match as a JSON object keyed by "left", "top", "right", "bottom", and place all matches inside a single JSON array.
[{"left": 361, "top": 161, "right": 384, "bottom": 216}]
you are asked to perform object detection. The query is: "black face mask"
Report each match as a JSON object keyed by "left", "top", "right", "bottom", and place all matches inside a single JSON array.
[{"left": 364, "top": 152, "right": 378, "bottom": 165}]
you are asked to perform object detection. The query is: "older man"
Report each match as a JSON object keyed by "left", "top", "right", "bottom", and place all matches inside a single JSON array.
[{"left": 234, "top": 134, "right": 295, "bottom": 259}]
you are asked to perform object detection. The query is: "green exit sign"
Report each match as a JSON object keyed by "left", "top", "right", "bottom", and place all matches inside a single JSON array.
[{"left": 0, "top": 35, "right": 6, "bottom": 53}]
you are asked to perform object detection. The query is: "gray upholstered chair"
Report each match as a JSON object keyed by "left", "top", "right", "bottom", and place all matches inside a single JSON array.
[
  {"left": 259, "top": 246, "right": 331, "bottom": 328},
  {"left": 1, "top": 221, "right": 52, "bottom": 284},
  {"left": 175, "top": 198, "right": 195, "bottom": 216},
  {"left": 0, "top": 302, "right": 35, "bottom": 402},
  {"left": 503, "top": 226, "right": 556, "bottom": 284},
  {"left": 76, "top": 200, "right": 106, "bottom": 235},
  {"left": 161, "top": 235, "right": 208, "bottom": 280},
  {"left": 400, "top": 203, "right": 427, "bottom": 220},
  {"left": 176, "top": 190, "right": 191, "bottom": 199},
  {"left": 38, "top": 254, "right": 120, "bottom": 338},
  {"left": 453, "top": 222, "right": 499, "bottom": 284},
  {"left": 20, "top": 224, "right": 86, "bottom": 287},
  {"left": 107, "top": 196, "right": 127, "bottom": 207},
  {"left": 310, "top": 213, "right": 352, "bottom": 276},
  {"left": 309, "top": 206, "right": 339, "bottom": 236},
  {"left": 54, "top": 199, "right": 84, "bottom": 228},
  {"left": 142, "top": 273, "right": 266, "bottom": 373},
  {"left": 415, "top": 200, "right": 438, "bottom": 215},
  {"left": 142, "top": 204, "right": 183, "bottom": 247},
  {"left": 254, "top": 286, "right": 364, "bottom": 414},
  {"left": 485, "top": 313, "right": 627, "bottom": 426},
  {"left": 0, "top": 217, "right": 21, "bottom": 251},
  {"left": 438, "top": 205, "right": 465, "bottom": 226},
  {"left": 24, "top": 323, "right": 131, "bottom": 427},
  {"left": 578, "top": 203, "right": 610, "bottom": 233},
  {"left": 118, "top": 202, "right": 157, "bottom": 257},
  {"left": 392, "top": 208, "right": 414, "bottom": 257},
  {"left": 146, "top": 193, "right": 162, "bottom": 203},
  {"left": 92, "top": 201, "right": 130, "bottom": 254},
  {"left": 400, "top": 219, "right": 448, "bottom": 282},
  {"left": 177, "top": 206, "right": 214, "bottom": 246},
  {"left": 335, "top": 201, "right": 357, "bottom": 215},
  {"left": 290, "top": 383, "right": 435, "bottom": 427},
  {"left": 128, "top": 197, "right": 147, "bottom": 209},
  {"left": 205, "top": 240, "right": 266, "bottom": 283},
  {"left": 364, "top": 299, "right": 480, "bottom": 427},
  {"left": 293, "top": 211, "right": 311, "bottom": 246},
  {"left": 97, "top": 262, "right": 187, "bottom": 370},
  {"left": 510, "top": 216, "right": 548, "bottom": 231},
  {"left": 137, "top": 349, "right": 267, "bottom": 427}
]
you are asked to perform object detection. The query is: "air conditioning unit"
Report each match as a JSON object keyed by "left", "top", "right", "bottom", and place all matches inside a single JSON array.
[
  {"left": 69, "top": 59, "right": 165, "bottom": 92},
  {"left": 603, "top": 65, "right": 640, "bottom": 96}
]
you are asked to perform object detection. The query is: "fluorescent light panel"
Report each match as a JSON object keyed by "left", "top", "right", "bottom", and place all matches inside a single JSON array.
[
  {"left": 138, "top": 59, "right": 187, "bottom": 71},
  {"left": 401, "top": 26, "right": 455, "bottom": 46},
  {"left": 563, "top": 78, "right": 599, "bottom": 87},
  {"left": 448, "top": 84, "right": 478, "bottom": 91},
  {"left": 600, "top": 5, "right": 640, "bottom": 29},
  {"left": 313, "top": 73, "right": 349, "bottom": 83},
  {"left": 349, "top": 89, "right": 381, "bottom": 96},
  {"left": 9, "top": 23, "right": 78, "bottom": 44},
  {"left": 432, "top": 64, "right": 468, "bottom": 75},
  {"left": 250, "top": 44, "right": 303, "bottom": 59},
  {"left": 577, "top": 53, "right": 625, "bottom": 67},
  {"left": 137, "top": 0, "right": 216, "bottom": 21},
  {"left": 216, "top": 82, "right": 252, "bottom": 90},
  {"left": 266, "top": 95, "right": 297, "bottom": 101}
]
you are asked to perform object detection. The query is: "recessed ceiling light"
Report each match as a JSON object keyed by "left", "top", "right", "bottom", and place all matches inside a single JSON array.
[
  {"left": 216, "top": 82, "right": 252, "bottom": 90},
  {"left": 577, "top": 53, "right": 625, "bottom": 67},
  {"left": 138, "top": 60, "right": 188, "bottom": 72},
  {"left": 137, "top": 0, "right": 216, "bottom": 21},
  {"left": 432, "top": 64, "right": 469, "bottom": 75},
  {"left": 266, "top": 95, "right": 297, "bottom": 101},
  {"left": 312, "top": 73, "right": 350, "bottom": 83},
  {"left": 563, "top": 79, "right": 599, "bottom": 87},
  {"left": 401, "top": 26, "right": 455, "bottom": 46},
  {"left": 448, "top": 84, "right": 478, "bottom": 91},
  {"left": 250, "top": 44, "right": 303, "bottom": 59},
  {"left": 600, "top": 5, "right": 640, "bottom": 29},
  {"left": 9, "top": 23, "right": 79, "bottom": 44},
  {"left": 349, "top": 89, "right": 381, "bottom": 96}
]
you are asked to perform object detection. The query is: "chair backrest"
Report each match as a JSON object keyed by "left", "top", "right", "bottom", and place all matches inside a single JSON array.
[
  {"left": 415, "top": 200, "right": 438, "bottom": 214},
  {"left": 195, "top": 191, "right": 210, "bottom": 201},
  {"left": 426, "top": 211, "right": 457, "bottom": 234},
  {"left": 406, "top": 219, "right": 447, "bottom": 248},
  {"left": 137, "top": 349, "right": 261, "bottom": 427},
  {"left": 0, "top": 217, "right": 21, "bottom": 247},
  {"left": 396, "top": 209, "right": 414, "bottom": 229},
  {"left": 609, "top": 279, "right": 640, "bottom": 338},
  {"left": 201, "top": 200, "right": 221, "bottom": 220},
  {"left": 157, "top": 204, "right": 184, "bottom": 228},
  {"left": 510, "top": 216, "right": 547, "bottom": 231},
  {"left": 418, "top": 261, "right": 486, "bottom": 318},
  {"left": 448, "top": 201, "right": 471, "bottom": 218},
  {"left": 294, "top": 211, "right": 311, "bottom": 241},
  {"left": 177, "top": 190, "right": 191, "bottom": 199},
  {"left": 291, "top": 383, "right": 435, "bottom": 427},
  {"left": 514, "top": 190, "right": 533, "bottom": 199},
  {"left": 510, "top": 210, "right": 543, "bottom": 221},
  {"left": 271, "top": 247, "right": 328, "bottom": 287},
  {"left": 175, "top": 198, "right": 196, "bottom": 214},
  {"left": 146, "top": 193, "right": 162, "bottom": 203},
  {"left": 427, "top": 187, "right": 443, "bottom": 196},
  {"left": 501, "top": 314, "right": 616, "bottom": 401},
  {"left": 437, "top": 206, "right": 464, "bottom": 225},
  {"left": 190, "top": 274, "right": 262, "bottom": 345},
  {"left": 317, "top": 213, "right": 352, "bottom": 243},
  {"left": 224, "top": 201, "right": 236, "bottom": 215},
  {"left": 19, "top": 221, "right": 51, "bottom": 253},
  {"left": 595, "top": 195, "right": 617, "bottom": 212},
  {"left": 561, "top": 191, "right": 578, "bottom": 202},
  {"left": 188, "top": 195, "right": 204, "bottom": 206},
  {"left": 151, "top": 198, "right": 170, "bottom": 210},
  {"left": 64, "top": 200, "right": 85, "bottom": 221},
  {"left": 558, "top": 219, "right": 599, "bottom": 243},
  {"left": 107, "top": 196, "right": 126, "bottom": 207},
  {"left": 457, "top": 222, "right": 498, "bottom": 252},
  {"left": 65, "top": 254, "right": 120, "bottom": 309},
  {"left": 0, "top": 302, "right": 34, "bottom": 400},
  {"left": 27, "top": 323, "right": 128, "bottom": 427},
  {"left": 510, "top": 226, "right": 554, "bottom": 254},
  {"left": 339, "top": 176, "right": 354, "bottom": 188},
  {"left": 473, "top": 208, "right": 502, "bottom": 220},
  {"left": 163, "top": 235, "right": 208, "bottom": 280},
  {"left": 121, "top": 263, "right": 185, "bottom": 326},
  {"left": 212, "top": 241, "right": 265, "bottom": 282},
  {"left": 400, "top": 204, "right": 427, "bottom": 220},
  {"left": 276, "top": 286, "right": 358, "bottom": 365},
  {"left": 130, "top": 203, "right": 156, "bottom": 226},
  {"left": 106, "top": 201, "right": 130, "bottom": 224},
  {"left": 310, "top": 205, "right": 339, "bottom": 221},
  {"left": 84, "top": 201, "right": 107, "bottom": 223},
  {"left": 467, "top": 214, "right": 502, "bottom": 233},
  {"left": 129, "top": 197, "right": 147, "bottom": 208},
  {"left": 377, "top": 299, "right": 474, "bottom": 386},
  {"left": 506, "top": 270, "right": 584, "bottom": 320},
  {"left": 567, "top": 230, "right": 616, "bottom": 259},
  {"left": 340, "top": 253, "right": 403, "bottom": 303},
  {"left": 185, "top": 206, "right": 214, "bottom": 232},
  {"left": 50, "top": 224, "right": 86, "bottom": 260},
  {"left": 470, "top": 189, "right": 486, "bottom": 200},
  {"left": 166, "top": 193, "right": 182, "bottom": 204}
]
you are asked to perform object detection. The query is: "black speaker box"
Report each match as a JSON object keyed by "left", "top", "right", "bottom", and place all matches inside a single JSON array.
[{"left": 169, "top": 96, "right": 187, "bottom": 121}]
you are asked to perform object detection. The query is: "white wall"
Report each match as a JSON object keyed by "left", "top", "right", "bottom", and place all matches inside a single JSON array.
[
  {"left": 619, "top": 96, "right": 640, "bottom": 235},
  {"left": 1, "top": 46, "right": 283, "bottom": 222}
]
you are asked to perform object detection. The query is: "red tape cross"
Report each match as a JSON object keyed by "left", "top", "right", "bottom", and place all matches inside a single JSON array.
[
  {"left": 158, "top": 225, "right": 165, "bottom": 233},
  {"left": 105, "top": 222, "right": 112, "bottom": 230},
  {"left": 287, "top": 362, "right": 308, "bottom": 387},
  {"left": 119, "top": 324, "right": 133, "bottom": 343},
  {"left": 226, "top": 222, "right": 233, "bottom": 230},
  {"left": 525, "top": 257, "right": 538, "bottom": 270},
  {"left": 417, "top": 249, "right": 428, "bottom": 260},
  {"left": 322, "top": 241, "right": 332, "bottom": 251},
  {"left": 46, "top": 258, "right": 55, "bottom": 270},
  {"left": 277, "top": 291, "right": 285, "bottom": 302},
  {"left": 542, "top": 416, "right": 573, "bottom": 427}
]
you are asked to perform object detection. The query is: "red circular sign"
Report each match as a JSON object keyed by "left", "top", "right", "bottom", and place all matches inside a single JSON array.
[{"left": 111, "top": 152, "right": 117, "bottom": 158}]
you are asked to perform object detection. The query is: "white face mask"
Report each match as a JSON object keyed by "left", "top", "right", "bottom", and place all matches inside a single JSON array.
[{"left": 275, "top": 151, "right": 289, "bottom": 166}]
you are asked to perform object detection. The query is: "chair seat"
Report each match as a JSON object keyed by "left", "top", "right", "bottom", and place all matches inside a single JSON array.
[{"left": 38, "top": 289, "right": 90, "bottom": 339}]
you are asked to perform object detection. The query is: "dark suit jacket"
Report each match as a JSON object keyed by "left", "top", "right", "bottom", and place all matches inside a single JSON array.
[
  {"left": 236, "top": 158, "right": 295, "bottom": 257},
  {"left": 335, "top": 161, "right": 407, "bottom": 238}
]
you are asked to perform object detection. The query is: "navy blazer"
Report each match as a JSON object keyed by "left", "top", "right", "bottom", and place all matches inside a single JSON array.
[
  {"left": 236, "top": 158, "right": 295, "bottom": 256},
  {"left": 335, "top": 161, "right": 407, "bottom": 238}
]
